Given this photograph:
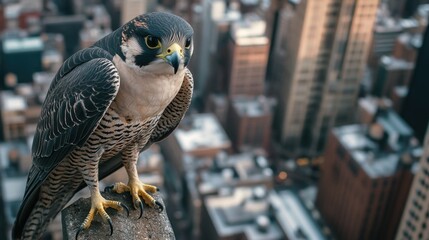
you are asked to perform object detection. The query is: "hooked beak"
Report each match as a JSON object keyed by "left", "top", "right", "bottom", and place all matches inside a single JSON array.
[{"left": 157, "top": 43, "right": 183, "bottom": 74}]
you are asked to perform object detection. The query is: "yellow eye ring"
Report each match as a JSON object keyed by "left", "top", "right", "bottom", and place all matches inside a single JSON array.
[{"left": 145, "top": 35, "right": 161, "bottom": 49}]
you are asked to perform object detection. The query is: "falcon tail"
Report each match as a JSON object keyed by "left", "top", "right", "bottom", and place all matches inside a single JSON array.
[
  {"left": 13, "top": 153, "right": 124, "bottom": 239},
  {"left": 13, "top": 165, "right": 80, "bottom": 240}
]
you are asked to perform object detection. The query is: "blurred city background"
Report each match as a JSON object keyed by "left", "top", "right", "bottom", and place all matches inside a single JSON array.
[{"left": 0, "top": 0, "right": 428, "bottom": 239}]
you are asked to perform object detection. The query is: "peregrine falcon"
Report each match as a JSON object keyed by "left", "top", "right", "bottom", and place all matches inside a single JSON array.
[{"left": 13, "top": 12, "right": 193, "bottom": 239}]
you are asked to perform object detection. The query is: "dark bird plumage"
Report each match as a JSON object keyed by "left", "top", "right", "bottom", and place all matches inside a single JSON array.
[{"left": 13, "top": 12, "right": 194, "bottom": 239}]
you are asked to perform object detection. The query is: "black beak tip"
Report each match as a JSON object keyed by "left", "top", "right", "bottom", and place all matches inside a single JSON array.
[
  {"left": 167, "top": 52, "right": 180, "bottom": 74},
  {"left": 171, "top": 57, "right": 179, "bottom": 74}
]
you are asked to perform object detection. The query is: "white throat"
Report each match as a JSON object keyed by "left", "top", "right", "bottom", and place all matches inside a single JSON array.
[{"left": 111, "top": 54, "right": 185, "bottom": 120}]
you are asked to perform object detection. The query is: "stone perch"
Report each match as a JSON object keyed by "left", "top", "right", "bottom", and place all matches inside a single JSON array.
[{"left": 62, "top": 191, "right": 175, "bottom": 240}]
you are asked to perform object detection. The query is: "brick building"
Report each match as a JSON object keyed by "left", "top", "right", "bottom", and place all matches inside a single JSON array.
[{"left": 316, "top": 111, "right": 419, "bottom": 239}]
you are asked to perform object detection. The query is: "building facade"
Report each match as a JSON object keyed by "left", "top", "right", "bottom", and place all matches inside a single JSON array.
[
  {"left": 396, "top": 125, "right": 429, "bottom": 240},
  {"left": 401, "top": 25, "right": 429, "bottom": 143},
  {"left": 227, "top": 15, "right": 269, "bottom": 97},
  {"left": 316, "top": 114, "right": 418, "bottom": 239},
  {"left": 226, "top": 96, "right": 273, "bottom": 153},
  {"left": 272, "top": 0, "right": 379, "bottom": 156}
]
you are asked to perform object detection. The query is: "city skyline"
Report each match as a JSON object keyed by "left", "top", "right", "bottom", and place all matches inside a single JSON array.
[{"left": 0, "top": 0, "right": 428, "bottom": 239}]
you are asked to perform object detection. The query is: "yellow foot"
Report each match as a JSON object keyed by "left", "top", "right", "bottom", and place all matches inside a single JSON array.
[
  {"left": 105, "top": 181, "right": 163, "bottom": 218},
  {"left": 75, "top": 193, "right": 129, "bottom": 240}
]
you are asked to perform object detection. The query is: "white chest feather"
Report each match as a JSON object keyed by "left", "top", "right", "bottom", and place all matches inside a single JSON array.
[{"left": 111, "top": 55, "right": 185, "bottom": 120}]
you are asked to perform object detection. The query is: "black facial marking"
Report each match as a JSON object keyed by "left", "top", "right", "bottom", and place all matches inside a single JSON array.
[{"left": 135, "top": 36, "right": 161, "bottom": 67}]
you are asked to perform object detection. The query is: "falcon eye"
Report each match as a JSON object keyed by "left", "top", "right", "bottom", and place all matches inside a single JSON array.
[
  {"left": 145, "top": 35, "right": 161, "bottom": 49},
  {"left": 185, "top": 37, "right": 192, "bottom": 49}
]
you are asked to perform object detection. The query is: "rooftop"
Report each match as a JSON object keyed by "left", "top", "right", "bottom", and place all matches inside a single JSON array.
[
  {"left": 380, "top": 56, "right": 414, "bottom": 70},
  {"left": 175, "top": 113, "right": 231, "bottom": 153},
  {"left": 358, "top": 97, "right": 392, "bottom": 116},
  {"left": 2, "top": 37, "right": 43, "bottom": 54},
  {"left": 0, "top": 91, "right": 27, "bottom": 112},
  {"left": 394, "top": 86, "right": 408, "bottom": 97},
  {"left": 270, "top": 189, "right": 328, "bottom": 240},
  {"left": 232, "top": 96, "right": 274, "bottom": 117},
  {"left": 204, "top": 187, "right": 283, "bottom": 239},
  {"left": 334, "top": 123, "right": 419, "bottom": 178},
  {"left": 231, "top": 14, "right": 268, "bottom": 46},
  {"left": 374, "top": 17, "right": 403, "bottom": 33},
  {"left": 186, "top": 152, "right": 273, "bottom": 196},
  {"left": 417, "top": 4, "right": 429, "bottom": 19},
  {"left": 204, "top": 186, "right": 332, "bottom": 240},
  {"left": 397, "top": 32, "right": 422, "bottom": 49}
]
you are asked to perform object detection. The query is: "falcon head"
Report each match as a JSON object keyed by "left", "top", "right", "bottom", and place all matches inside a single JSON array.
[{"left": 120, "top": 12, "right": 194, "bottom": 75}]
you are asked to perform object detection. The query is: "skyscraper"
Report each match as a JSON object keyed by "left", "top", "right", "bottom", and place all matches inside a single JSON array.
[
  {"left": 271, "top": 0, "right": 379, "bottom": 156},
  {"left": 226, "top": 14, "right": 269, "bottom": 97},
  {"left": 316, "top": 108, "right": 419, "bottom": 239},
  {"left": 396, "top": 125, "right": 429, "bottom": 240},
  {"left": 121, "top": 0, "right": 157, "bottom": 24},
  {"left": 387, "top": 0, "right": 429, "bottom": 18},
  {"left": 401, "top": 25, "right": 429, "bottom": 143},
  {"left": 225, "top": 96, "right": 273, "bottom": 152}
]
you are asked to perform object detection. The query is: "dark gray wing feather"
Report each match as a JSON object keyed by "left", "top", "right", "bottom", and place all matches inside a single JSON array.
[{"left": 13, "top": 49, "right": 119, "bottom": 239}]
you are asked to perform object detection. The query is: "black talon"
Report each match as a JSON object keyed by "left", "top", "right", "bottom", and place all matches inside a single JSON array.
[
  {"left": 75, "top": 225, "right": 84, "bottom": 240},
  {"left": 155, "top": 200, "right": 164, "bottom": 213},
  {"left": 156, "top": 187, "right": 160, "bottom": 192},
  {"left": 104, "top": 185, "right": 114, "bottom": 193},
  {"left": 136, "top": 199, "right": 144, "bottom": 219},
  {"left": 107, "top": 217, "right": 113, "bottom": 236},
  {"left": 120, "top": 202, "right": 130, "bottom": 217}
]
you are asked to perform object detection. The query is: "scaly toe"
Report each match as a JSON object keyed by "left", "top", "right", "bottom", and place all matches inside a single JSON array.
[
  {"left": 105, "top": 182, "right": 130, "bottom": 194},
  {"left": 75, "top": 197, "right": 128, "bottom": 238},
  {"left": 143, "top": 184, "right": 159, "bottom": 193}
]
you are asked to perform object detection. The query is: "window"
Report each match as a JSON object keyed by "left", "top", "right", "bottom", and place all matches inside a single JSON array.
[
  {"left": 403, "top": 230, "right": 410, "bottom": 240},
  {"left": 337, "top": 145, "right": 345, "bottom": 159},
  {"left": 413, "top": 200, "right": 422, "bottom": 210},
  {"left": 424, "top": 168, "right": 429, "bottom": 176},
  {"left": 348, "top": 160, "right": 358, "bottom": 176}
]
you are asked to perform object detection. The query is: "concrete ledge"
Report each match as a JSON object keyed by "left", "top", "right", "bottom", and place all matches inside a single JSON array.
[{"left": 62, "top": 191, "right": 175, "bottom": 240}]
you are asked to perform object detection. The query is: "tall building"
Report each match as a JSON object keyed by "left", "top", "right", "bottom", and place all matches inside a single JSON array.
[
  {"left": 121, "top": 0, "right": 157, "bottom": 24},
  {"left": 367, "top": 14, "right": 403, "bottom": 69},
  {"left": 42, "top": 15, "right": 85, "bottom": 58},
  {"left": 226, "top": 15, "right": 269, "bottom": 97},
  {"left": 402, "top": 25, "right": 429, "bottom": 143},
  {"left": 271, "top": 0, "right": 379, "bottom": 156},
  {"left": 0, "top": 37, "right": 43, "bottom": 89},
  {"left": 373, "top": 56, "right": 413, "bottom": 98},
  {"left": 396, "top": 125, "right": 429, "bottom": 240},
  {"left": 387, "top": 0, "right": 429, "bottom": 18},
  {"left": 316, "top": 109, "right": 420, "bottom": 240},
  {"left": 225, "top": 96, "right": 273, "bottom": 153},
  {"left": 193, "top": 0, "right": 241, "bottom": 103}
]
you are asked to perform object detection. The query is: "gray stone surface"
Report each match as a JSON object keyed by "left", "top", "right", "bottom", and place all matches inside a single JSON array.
[{"left": 62, "top": 191, "right": 175, "bottom": 240}]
